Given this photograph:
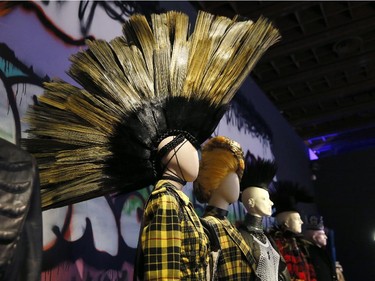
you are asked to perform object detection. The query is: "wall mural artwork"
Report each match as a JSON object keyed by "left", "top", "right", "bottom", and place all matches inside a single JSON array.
[
  {"left": 0, "top": 2, "right": 275, "bottom": 280},
  {"left": 0, "top": 43, "right": 46, "bottom": 144},
  {"left": 0, "top": 1, "right": 161, "bottom": 43},
  {"left": 41, "top": 188, "right": 151, "bottom": 281}
]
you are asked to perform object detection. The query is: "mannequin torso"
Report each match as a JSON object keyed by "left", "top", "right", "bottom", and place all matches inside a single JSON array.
[
  {"left": 193, "top": 137, "right": 253, "bottom": 281},
  {"left": 302, "top": 230, "right": 337, "bottom": 281},
  {"left": 138, "top": 136, "right": 209, "bottom": 280},
  {"left": 201, "top": 172, "right": 255, "bottom": 281},
  {"left": 239, "top": 187, "right": 290, "bottom": 281},
  {"left": 269, "top": 212, "right": 317, "bottom": 281}
]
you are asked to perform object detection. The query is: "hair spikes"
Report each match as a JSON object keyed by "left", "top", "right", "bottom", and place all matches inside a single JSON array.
[
  {"left": 271, "top": 180, "right": 315, "bottom": 216},
  {"left": 273, "top": 181, "right": 314, "bottom": 203},
  {"left": 240, "top": 151, "right": 277, "bottom": 191},
  {"left": 23, "top": 11, "right": 280, "bottom": 210}
]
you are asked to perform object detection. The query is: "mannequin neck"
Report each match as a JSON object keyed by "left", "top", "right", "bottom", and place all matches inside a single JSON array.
[
  {"left": 205, "top": 205, "right": 228, "bottom": 218},
  {"left": 245, "top": 213, "right": 264, "bottom": 232},
  {"left": 248, "top": 210, "right": 264, "bottom": 218},
  {"left": 207, "top": 194, "right": 230, "bottom": 210},
  {"left": 161, "top": 170, "right": 186, "bottom": 190},
  {"left": 161, "top": 176, "right": 184, "bottom": 190},
  {"left": 281, "top": 229, "right": 302, "bottom": 238}
]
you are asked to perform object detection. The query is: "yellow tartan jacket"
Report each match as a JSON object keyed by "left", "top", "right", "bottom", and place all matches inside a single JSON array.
[
  {"left": 202, "top": 207, "right": 256, "bottom": 281},
  {"left": 139, "top": 180, "right": 210, "bottom": 281}
]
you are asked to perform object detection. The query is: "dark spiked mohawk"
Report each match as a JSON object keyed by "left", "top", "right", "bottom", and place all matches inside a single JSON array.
[
  {"left": 240, "top": 151, "right": 277, "bottom": 191},
  {"left": 271, "top": 180, "right": 314, "bottom": 216}
]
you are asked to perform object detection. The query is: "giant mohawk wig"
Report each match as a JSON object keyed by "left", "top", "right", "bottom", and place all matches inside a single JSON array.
[{"left": 23, "top": 11, "right": 280, "bottom": 210}]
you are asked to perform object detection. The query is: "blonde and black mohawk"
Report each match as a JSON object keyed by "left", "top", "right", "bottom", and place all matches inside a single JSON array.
[{"left": 23, "top": 11, "right": 281, "bottom": 210}]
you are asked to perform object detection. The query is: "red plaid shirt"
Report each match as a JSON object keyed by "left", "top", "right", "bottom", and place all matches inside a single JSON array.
[{"left": 269, "top": 230, "right": 317, "bottom": 281}]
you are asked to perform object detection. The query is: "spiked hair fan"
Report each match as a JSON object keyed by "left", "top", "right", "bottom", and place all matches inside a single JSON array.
[
  {"left": 271, "top": 181, "right": 314, "bottom": 216},
  {"left": 23, "top": 11, "right": 280, "bottom": 210},
  {"left": 240, "top": 151, "right": 277, "bottom": 191}
]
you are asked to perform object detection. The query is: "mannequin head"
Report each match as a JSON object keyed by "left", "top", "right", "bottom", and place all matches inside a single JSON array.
[
  {"left": 241, "top": 187, "right": 273, "bottom": 217},
  {"left": 239, "top": 153, "right": 277, "bottom": 218},
  {"left": 276, "top": 211, "right": 303, "bottom": 234},
  {"left": 194, "top": 136, "right": 244, "bottom": 208},
  {"left": 304, "top": 229, "right": 327, "bottom": 247},
  {"left": 207, "top": 171, "right": 240, "bottom": 209},
  {"left": 158, "top": 135, "right": 199, "bottom": 188}
]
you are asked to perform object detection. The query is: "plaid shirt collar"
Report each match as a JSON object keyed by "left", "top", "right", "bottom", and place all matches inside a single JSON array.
[
  {"left": 154, "top": 180, "right": 190, "bottom": 206},
  {"left": 204, "top": 205, "right": 229, "bottom": 218}
]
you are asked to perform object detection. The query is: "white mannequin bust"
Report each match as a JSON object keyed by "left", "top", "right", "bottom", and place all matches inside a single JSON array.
[
  {"left": 207, "top": 171, "right": 240, "bottom": 210},
  {"left": 275, "top": 211, "right": 303, "bottom": 234},
  {"left": 241, "top": 187, "right": 274, "bottom": 217},
  {"left": 158, "top": 136, "right": 199, "bottom": 190}
]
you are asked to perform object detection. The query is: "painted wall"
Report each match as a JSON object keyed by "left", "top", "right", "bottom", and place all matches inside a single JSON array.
[{"left": 0, "top": 1, "right": 313, "bottom": 280}]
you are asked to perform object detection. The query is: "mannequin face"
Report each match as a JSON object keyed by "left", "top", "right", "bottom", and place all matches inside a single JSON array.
[
  {"left": 242, "top": 187, "right": 273, "bottom": 217},
  {"left": 313, "top": 230, "right": 327, "bottom": 247},
  {"left": 276, "top": 211, "right": 303, "bottom": 234},
  {"left": 214, "top": 172, "right": 240, "bottom": 205},
  {"left": 158, "top": 136, "right": 199, "bottom": 183}
]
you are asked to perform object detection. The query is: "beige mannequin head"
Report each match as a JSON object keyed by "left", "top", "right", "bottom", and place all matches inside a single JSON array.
[
  {"left": 276, "top": 211, "right": 303, "bottom": 234},
  {"left": 158, "top": 135, "right": 199, "bottom": 189},
  {"left": 207, "top": 171, "right": 240, "bottom": 210},
  {"left": 304, "top": 229, "right": 327, "bottom": 247},
  {"left": 241, "top": 186, "right": 273, "bottom": 217},
  {"left": 194, "top": 136, "right": 244, "bottom": 209}
]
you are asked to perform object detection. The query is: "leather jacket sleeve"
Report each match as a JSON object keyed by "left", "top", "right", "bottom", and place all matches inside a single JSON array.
[{"left": 0, "top": 139, "right": 42, "bottom": 281}]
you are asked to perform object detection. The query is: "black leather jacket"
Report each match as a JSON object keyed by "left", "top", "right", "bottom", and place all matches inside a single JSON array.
[{"left": 0, "top": 138, "right": 42, "bottom": 281}]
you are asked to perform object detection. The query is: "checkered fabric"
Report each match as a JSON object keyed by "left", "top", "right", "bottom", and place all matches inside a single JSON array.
[
  {"left": 202, "top": 212, "right": 254, "bottom": 281},
  {"left": 140, "top": 180, "right": 210, "bottom": 280},
  {"left": 269, "top": 230, "right": 317, "bottom": 281}
]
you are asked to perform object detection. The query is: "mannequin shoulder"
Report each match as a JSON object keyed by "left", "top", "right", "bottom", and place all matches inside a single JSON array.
[{"left": 147, "top": 186, "right": 182, "bottom": 212}]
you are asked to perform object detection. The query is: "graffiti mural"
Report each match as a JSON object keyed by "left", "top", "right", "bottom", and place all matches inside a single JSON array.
[
  {"left": 0, "top": 1, "right": 161, "bottom": 43},
  {"left": 0, "top": 43, "right": 46, "bottom": 144},
  {"left": 41, "top": 188, "right": 151, "bottom": 281},
  {"left": 0, "top": 2, "right": 275, "bottom": 280}
]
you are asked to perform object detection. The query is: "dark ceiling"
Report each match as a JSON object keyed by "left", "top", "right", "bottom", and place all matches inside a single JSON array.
[{"left": 192, "top": 1, "right": 375, "bottom": 158}]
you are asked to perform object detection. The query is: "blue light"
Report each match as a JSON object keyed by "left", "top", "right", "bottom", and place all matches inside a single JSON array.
[{"left": 309, "top": 148, "right": 318, "bottom": 160}]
